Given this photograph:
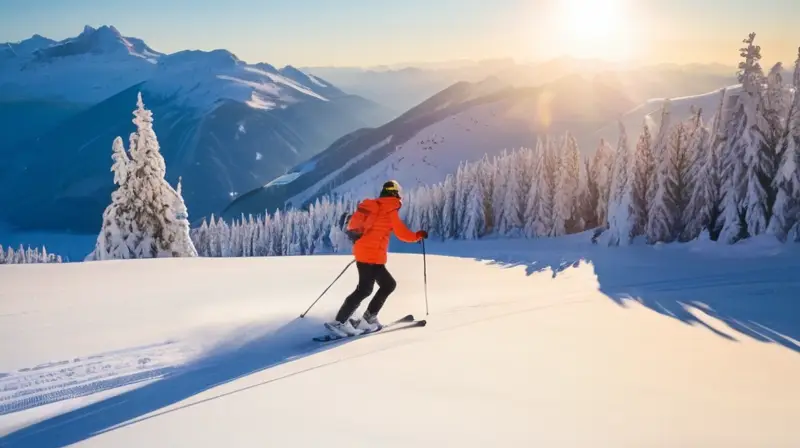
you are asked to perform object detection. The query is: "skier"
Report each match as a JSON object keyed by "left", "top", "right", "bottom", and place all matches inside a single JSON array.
[{"left": 325, "top": 180, "right": 428, "bottom": 337}]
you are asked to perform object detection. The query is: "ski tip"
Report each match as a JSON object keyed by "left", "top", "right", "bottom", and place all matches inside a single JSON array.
[{"left": 418, "top": 320, "right": 427, "bottom": 326}]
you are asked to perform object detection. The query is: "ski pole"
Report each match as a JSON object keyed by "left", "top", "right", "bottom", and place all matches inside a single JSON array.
[
  {"left": 300, "top": 259, "right": 355, "bottom": 318},
  {"left": 422, "top": 239, "right": 429, "bottom": 316}
]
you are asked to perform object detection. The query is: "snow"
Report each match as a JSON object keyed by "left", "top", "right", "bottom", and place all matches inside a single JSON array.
[
  {"left": 288, "top": 135, "right": 395, "bottom": 205},
  {"left": 263, "top": 172, "right": 302, "bottom": 188},
  {"left": 144, "top": 52, "right": 330, "bottom": 112},
  {"left": 0, "top": 26, "right": 334, "bottom": 111},
  {"left": 319, "top": 102, "right": 540, "bottom": 201},
  {"left": 1, "top": 235, "right": 799, "bottom": 446},
  {"left": 594, "top": 84, "right": 743, "bottom": 146},
  {"left": 0, "top": 26, "right": 162, "bottom": 104}
]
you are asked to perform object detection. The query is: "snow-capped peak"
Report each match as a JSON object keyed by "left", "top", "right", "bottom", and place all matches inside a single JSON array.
[
  {"left": 32, "top": 25, "right": 162, "bottom": 62},
  {"left": 0, "top": 34, "right": 56, "bottom": 59},
  {"left": 0, "top": 25, "right": 163, "bottom": 103},
  {"left": 144, "top": 50, "right": 333, "bottom": 112}
]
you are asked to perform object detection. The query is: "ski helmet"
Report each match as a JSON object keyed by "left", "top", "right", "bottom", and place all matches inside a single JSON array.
[{"left": 380, "top": 180, "right": 402, "bottom": 198}]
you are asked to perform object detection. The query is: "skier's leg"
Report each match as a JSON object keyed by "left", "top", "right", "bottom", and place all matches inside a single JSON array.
[
  {"left": 334, "top": 263, "right": 376, "bottom": 323},
  {"left": 365, "top": 264, "right": 396, "bottom": 317}
]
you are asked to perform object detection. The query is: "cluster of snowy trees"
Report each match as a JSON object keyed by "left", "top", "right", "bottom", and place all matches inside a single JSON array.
[
  {"left": 190, "top": 197, "right": 355, "bottom": 257},
  {"left": 605, "top": 34, "right": 800, "bottom": 245},
  {"left": 86, "top": 93, "right": 198, "bottom": 260},
  {"left": 0, "top": 245, "right": 63, "bottom": 264}
]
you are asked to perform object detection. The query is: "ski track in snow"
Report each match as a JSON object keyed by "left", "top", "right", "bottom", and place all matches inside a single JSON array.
[{"left": 0, "top": 341, "right": 198, "bottom": 416}]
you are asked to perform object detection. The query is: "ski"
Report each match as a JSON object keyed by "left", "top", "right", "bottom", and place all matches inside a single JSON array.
[{"left": 313, "top": 314, "right": 426, "bottom": 342}]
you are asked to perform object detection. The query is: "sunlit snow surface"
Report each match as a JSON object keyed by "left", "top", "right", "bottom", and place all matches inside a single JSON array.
[{"left": 1, "top": 233, "right": 798, "bottom": 446}]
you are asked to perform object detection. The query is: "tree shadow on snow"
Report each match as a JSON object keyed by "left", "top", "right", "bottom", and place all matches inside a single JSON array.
[
  {"left": 420, "top": 238, "right": 800, "bottom": 355},
  {"left": 0, "top": 316, "right": 382, "bottom": 447}
]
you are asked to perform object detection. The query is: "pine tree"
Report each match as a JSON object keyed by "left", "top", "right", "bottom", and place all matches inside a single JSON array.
[
  {"left": 552, "top": 132, "right": 582, "bottom": 236},
  {"left": 646, "top": 100, "right": 674, "bottom": 243},
  {"left": 720, "top": 33, "right": 767, "bottom": 243},
  {"left": 536, "top": 137, "right": 560, "bottom": 235},
  {"left": 632, "top": 119, "right": 656, "bottom": 236},
  {"left": 86, "top": 136, "right": 136, "bottom": 260},
  {"left": 744, "top": 58, "right": 780, "bottom": 236},
  {"left": 768, "top": 48, "right": 800, "bottom": 240},
  {"left": 591, "top": 138, "right": 615, "bottom": 228},
  {"left": 605, "top": 122, "right": 635, "bottom": 245},
  {"left": 672, "top": 111, "right": 703, "bottom": 241},
  {"left": 117, "top": 92, "right": 199, "bottom": 258},
  {"left": 582, "top": 159, "right": 599, "bottom": 229},
  {"left": 683, "top": 110, "right": 713, "bottom": 240},
  {"left": 168, "top": 176, "right": 198, "bottom": 257}
]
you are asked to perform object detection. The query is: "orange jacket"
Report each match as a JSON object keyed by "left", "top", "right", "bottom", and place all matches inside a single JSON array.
[{"left": 351, "top": 196, "right": 420, "bottom": 264}]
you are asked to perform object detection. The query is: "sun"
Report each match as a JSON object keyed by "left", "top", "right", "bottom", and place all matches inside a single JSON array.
[{"left": 552, "top": 0, "right": 636, "bottom": 60}]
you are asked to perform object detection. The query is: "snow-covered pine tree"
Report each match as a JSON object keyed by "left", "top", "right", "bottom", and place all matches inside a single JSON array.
[
  {"left": 536, "top": 137, "right": 560, "bottom": 236},
  {"left": 491, "top": 150, "right": 511, "bottom": 236},
  {"left": 552, "top": 132, "right": 581, "bottom": 236},
  {"left": 692, "top": 88, "right": 730, "bottom": 240},
  {"left": 744, "top": 59, "right": 782, "bottom": 236},
  {"left": 86, "top": 136, "right": 136, "bottom": 261},
  {"left": 646, "top": 100, "right": 674, "bottom": 243},
  {"left": 672, "top": 109, "right": 704, "bottom": 241},
  {"left": 582, "top": 159, "right": 599, "bottom": 229},
  {"left": 591, "top": 138, "right": 615, "bottom": 229},
  {"left": 768, "top": 48, "right": 800, "bottom": 241},
  {"left": 167, "top": 176, "right": 198, "bottom": 257},
  {"left": 121, "top": 92, "right": 198, "bottom": 258},
  {"left": 476, "top": 155, "right": 497, "bottom": 236},
  {"left": 683, "top": 109, "right": 714, "bottom": 240},
  {"left": 605, "top": 121, "right": 635, "bottom": 245},
  {"left": 631, "top": 119, "right": 656, "bottom": 237},
  {"left": 463, "top": 163, "right": 486, "bottom": 240},
  {"left": 0, "top": 245, "right": 62, "bottom": 264},
  {"left": 720, "top": 33, "right": 766, "bottom": 243}
]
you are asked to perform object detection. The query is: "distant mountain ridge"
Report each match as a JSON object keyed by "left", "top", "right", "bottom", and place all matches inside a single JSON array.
[{"left": 0, "top": 25, "right": 394, "bottom": 233}]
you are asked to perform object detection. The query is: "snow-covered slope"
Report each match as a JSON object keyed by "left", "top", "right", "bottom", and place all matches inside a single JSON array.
[
  {"left": 144, "top": 50, "right": 345, "bottom": 112},
  {"left": 1, "top": 236, "right": 798, "bottom": 446},
  {"left": 223, "top": 75, "right": 634, "bottom": 217},
  {"left": 0, "top": 25, "right": 162, "bottom": 104},
  {"left": 592, "top": 84, "right": 742, "bottom": 144}
]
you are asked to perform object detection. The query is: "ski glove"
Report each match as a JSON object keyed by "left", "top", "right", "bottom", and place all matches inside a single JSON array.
[{"left": 416, "top": 230, "right": 428, "bottom": 240}]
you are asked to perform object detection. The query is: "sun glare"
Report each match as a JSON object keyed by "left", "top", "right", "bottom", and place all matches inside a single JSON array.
[{"left": 552, "top": 0, "right": 636, "bottom": 60}]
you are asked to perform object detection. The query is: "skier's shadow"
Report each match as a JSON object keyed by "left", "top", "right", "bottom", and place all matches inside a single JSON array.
[{"left": 0, "top": 316, "right": 363, "bottom": 448}]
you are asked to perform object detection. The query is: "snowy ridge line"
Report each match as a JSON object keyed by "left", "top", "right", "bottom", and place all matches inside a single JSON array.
[{"left": 0, "top": 340, "right": 198, "bottom": 415}]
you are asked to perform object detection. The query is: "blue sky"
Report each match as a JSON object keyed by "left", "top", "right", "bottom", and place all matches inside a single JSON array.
[{"left": 1, "top": 0, "right": 798, "bottom": 67}]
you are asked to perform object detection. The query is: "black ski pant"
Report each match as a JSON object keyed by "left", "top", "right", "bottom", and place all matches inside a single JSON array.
[{"left": 335, "top": 262, "right": 397, "bottom": 323}]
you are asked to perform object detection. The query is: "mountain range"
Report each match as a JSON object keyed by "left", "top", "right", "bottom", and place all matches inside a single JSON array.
[
  {"left": 0, "top": 25, "right": 393, "bottom": 233},
  {"left": 302, "top": 57, "right": 740, "bottom": 114},
  {"left": 1, "top": 25, "right": 744, "bottom": 235}
]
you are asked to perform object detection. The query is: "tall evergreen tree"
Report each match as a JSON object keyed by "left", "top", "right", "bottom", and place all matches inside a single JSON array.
[
  {"left": 720, "top": 33, "right": 766, "bottom": 243},
  {"left": 646, "top": 100, "right": 674, "bottom": 243},
  {"left": 606, "top": 122, "right": 635, "bottom": 245},
  {"left": 590, "top": 138, "right": 615, "bottom": 228},
  {"left": 87, "top": 137, "right": 135, "bottom": 260},
  {"left": 768, "top": 48, "right": 800, "bottom": 241},
  {"left": 552, "top": 132, "right": 582, "bottom": 235},
  {"left": 632, "top": 119, "right": 656, "bottom": 237}
]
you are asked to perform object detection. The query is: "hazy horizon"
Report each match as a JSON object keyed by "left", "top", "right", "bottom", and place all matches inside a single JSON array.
[{"left": 2, "top": 0, "right": 799, "bottom": 68}]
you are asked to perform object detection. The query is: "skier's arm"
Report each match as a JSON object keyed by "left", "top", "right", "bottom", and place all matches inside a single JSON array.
[{"left": 390, "top": 208, "right": 421, "bottom": 243}]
